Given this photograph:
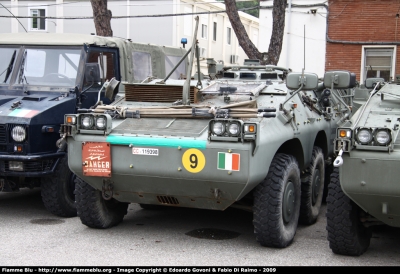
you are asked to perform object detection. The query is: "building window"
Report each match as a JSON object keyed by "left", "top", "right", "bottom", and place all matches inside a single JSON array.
[
  {"left": 201, "top": 24, "right": 208, "bottom": 39},
  {"left": 29, "top": 8, "right": 46, "bottom": 31},
  {"left": 362, "top": 47, "right": 396, "bottom": 83},
  {"left": 227, "top": 27, "right": 231, "bottom": 45},
  {"left": 213, "top": 22, "right": 217, "bottom": 41}
]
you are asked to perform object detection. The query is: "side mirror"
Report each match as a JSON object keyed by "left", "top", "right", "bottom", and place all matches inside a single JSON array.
[
  {"left": 104, "top": 77, "right": 120, "bottom": 101},
  {"left": 324, "top": 71, "right": 355, "bottom": 89},
  {"left": 84, "top": 63, "right": 101, "bottom": 83},
  {"left": 286, "top": 72, "right": 319, "bottom": 90}
]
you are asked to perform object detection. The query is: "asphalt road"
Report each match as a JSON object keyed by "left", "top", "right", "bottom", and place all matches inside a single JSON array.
[{"left": 1, "top": 189, "right": 399, "bottom": 267}]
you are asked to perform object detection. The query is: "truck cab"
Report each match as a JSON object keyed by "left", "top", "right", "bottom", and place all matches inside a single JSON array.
[{"left": 0, "top": 33, "right": 187, "bottom": 217}]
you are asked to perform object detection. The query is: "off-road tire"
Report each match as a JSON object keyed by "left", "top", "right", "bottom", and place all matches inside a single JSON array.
[
  {"left": 41, "top": 156, "right": 77, "bottom": 217},
  {"left": 299, "top": 146, "right": 325, "bottom": 225},
  {"left": 75, "top": 176, "right": 128, "bottom": 229},
  {"left": 253, "top": 153, "right": 301, "bottom": 248},
  {"left": 323, "top": 163, "right": 333, "bottom": 203},
  {"left": 326, "top": 168, "right": 372, "bottom": 256}
]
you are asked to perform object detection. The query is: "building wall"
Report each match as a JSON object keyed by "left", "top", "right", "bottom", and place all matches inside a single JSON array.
[
  {"left": 259, "top": 0, "right": 327, "bottom": 77},
  {"left": 0, "top": 0, "right": 259, "bottom": 75},
  {"left": 326, "top": 0, "right": 400, "bottom": 83}
]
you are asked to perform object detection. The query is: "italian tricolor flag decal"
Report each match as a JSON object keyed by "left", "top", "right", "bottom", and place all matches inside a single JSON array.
[{"left": 218, "top": 152, "right": 240, "bottom": 171}]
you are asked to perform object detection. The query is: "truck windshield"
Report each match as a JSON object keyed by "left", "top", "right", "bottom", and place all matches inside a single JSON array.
[
  {"left": 15, "top": 47, "right": 81, "bottom": 87},
  {"left": 0, "top": 47, "right": 19, "bottom": 84}
]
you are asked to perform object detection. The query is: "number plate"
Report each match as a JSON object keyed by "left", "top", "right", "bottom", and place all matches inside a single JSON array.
[{"left": 132, "top": 147, "right": 159, "bottom": 156}]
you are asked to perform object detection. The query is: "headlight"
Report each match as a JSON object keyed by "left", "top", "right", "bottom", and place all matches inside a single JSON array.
[
  {"left": 81, "top": 115, "right": 94, "bottom": 129},
  {"left": 228, "top": 122, "right": 240, "bottom": 136},
  {"left": 212, "top": 121, "right": 225, "bottom": 136},
  {"left": 374, "top": 129, "right": 391, "bottom": 146},
  {"left": 356, "top": 128, "right": 372, "bottom": 144},
  {"left": 11, "top": 126, "right": 26, "bottom": 142},
  {"left": 95, "top": 116, "right": 107, "bottom": 130}
]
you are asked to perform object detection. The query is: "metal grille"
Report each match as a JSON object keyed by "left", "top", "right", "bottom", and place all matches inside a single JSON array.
[
  {"left": 113, "top": 118, "right": 208, "bottom": 137},
  {"left": 157, "top": 196, "right": 179, "bottom": 205},
  {"left": 4, "top": 159, "right": 55, "bottom": 172},
  {"left": 0, "top": 124, "right": 6, "bottom": 144},
  {"left": 124, "top": 84, "right": 199, "bottom": 104}
]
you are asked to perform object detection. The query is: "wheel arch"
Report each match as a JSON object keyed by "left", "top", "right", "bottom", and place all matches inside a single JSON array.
[
  {"left": 276, "top": 138, "right": 305, "bottom": 170},
  {"left": 313, "top": 130, "right": 328, "bottom": 158}
]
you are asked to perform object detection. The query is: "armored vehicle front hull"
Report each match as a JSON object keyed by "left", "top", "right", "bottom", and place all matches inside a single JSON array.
[{"left": 339, "top": 151, "right": 400, "bottom": 227}]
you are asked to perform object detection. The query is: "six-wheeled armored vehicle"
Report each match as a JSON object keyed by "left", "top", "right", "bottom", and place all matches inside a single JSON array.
[
  {"left": 61, "top": 37, "right": 356, "bottom": 248},
  {"left": 327, "top": 77, "right": 400, "bottom": 256},
  {"left": 0, "top": 33, "right": 187, "bottom": 217}
]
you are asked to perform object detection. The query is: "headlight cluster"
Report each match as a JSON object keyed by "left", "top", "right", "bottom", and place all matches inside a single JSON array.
[
  {"left": 65, "top": 114, "right": 108, "bottom": 130},
  {"left": 211, "top": 120, "right": 241, "bottom": 137},
  {"left": 355, "top": 127, "right": 391, "bottom": 146},
  {"left": 81, "top": 115, "right": 107, "bottom": 130},
  {"left": 11, "top": 125, "right": 26, "bottom": 142},
  {"left": 209, "top": 119, "right": 257, "bottom": 138}
]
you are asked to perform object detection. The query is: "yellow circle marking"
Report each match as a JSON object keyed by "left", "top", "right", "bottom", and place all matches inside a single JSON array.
[{"left": 182, "top": 148, "right": 206, "bottom": 173}]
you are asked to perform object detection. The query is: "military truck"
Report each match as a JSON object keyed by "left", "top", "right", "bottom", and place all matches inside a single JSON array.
[
  {"left": 60, "top": 30, "right": 358, "bottom": 247},
  {"left": 327, "top": 77, "right": 400, "bottom": 256},
  {"left": 0, "top": 33, "right": 188, "bottom": 217}
]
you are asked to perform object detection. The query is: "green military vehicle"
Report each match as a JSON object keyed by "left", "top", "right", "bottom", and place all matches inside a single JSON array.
[
  {"left": 60, "top": 32, "right": 358, "bottom": 248},
  {"left": 0, "top": 32, "right": 187, "bottom": 217},
  {"left": 327, "top": 77, "right": 400, "bottom": 256}
]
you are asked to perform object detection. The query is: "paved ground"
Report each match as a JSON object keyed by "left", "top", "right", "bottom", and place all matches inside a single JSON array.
[{"left": 0, "top": 189, "right": 399, "bottom": 266}]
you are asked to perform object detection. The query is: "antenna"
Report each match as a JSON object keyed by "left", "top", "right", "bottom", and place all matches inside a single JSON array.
[{"left": 0, "top": 3, "right": 27, "bottom": 32}]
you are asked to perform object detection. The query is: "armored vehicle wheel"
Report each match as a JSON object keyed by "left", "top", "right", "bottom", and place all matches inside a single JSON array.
[
  {"left": 299, "top": 146, "right": 325, "bottom": 225},
  {"left": 75, "top": 176, "right": 128, "bottom": 229},
  {"left": 41, "top": 156, "right": 77, "bottom": 217},
  {"left": 253, "top": 153, "right": 301, "bottom": 248},
  {"left": 323, "top": 163, "right": 334, "bottom": 203},
  {"left": 326, "top": 168, "right": 372, "bottom": 256}
]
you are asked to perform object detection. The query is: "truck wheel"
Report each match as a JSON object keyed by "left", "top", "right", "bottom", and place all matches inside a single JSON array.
[
  {"left": 253, "top": 153, "right": 301, "bottom": 248},
  {"left": 41, "top": 156, "right": 77, "bottom": 217},
  {"left": 326, "top": 168, "right": 372, "bottom": 256},
  {"left": 299, "top": 146, "right": 325, "bottom": 225},
  {"left": 75, "top": 176, "right": 128, "bottom": 229}
]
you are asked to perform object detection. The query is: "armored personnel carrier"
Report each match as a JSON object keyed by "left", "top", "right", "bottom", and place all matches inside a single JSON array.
[
  {"left": 61, "top": 33, "right": 357, "bottom": 247},
  {"left": 327, "top": 77, "right": 400, "bottom": 256},
  {"left": 0, "top": 33, "right": 187, "bottom": 217}
]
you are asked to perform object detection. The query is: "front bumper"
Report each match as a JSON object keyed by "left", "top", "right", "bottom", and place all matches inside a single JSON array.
[
  {"left": 0, "top": 151, "right": 65, "bottom": 177},
  {"left": 68, "top": 134, "right": 263, "bottom": 211}
]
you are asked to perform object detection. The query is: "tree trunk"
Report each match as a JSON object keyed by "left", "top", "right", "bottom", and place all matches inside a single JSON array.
[
  {"left": 225, "top": 0, "right": 286, "bottom": 65},
  {"left": 90, "top": 0, "right": 113, "bottom": 37}
]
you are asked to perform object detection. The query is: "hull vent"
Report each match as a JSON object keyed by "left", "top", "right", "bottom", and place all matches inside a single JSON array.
[
  {"left": 124, "top": 84, "right": 199, "bottom": 104},
  {"left": 157, "top": 195, "right": 179, "bottom": 205}
]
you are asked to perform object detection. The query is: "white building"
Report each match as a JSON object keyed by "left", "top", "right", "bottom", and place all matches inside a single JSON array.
[
  {"left": 0, "top": 0, "right": 260, "bottom": 74},
  {"left": 259, "top": 0, "right": 327, "bottom": 77}
]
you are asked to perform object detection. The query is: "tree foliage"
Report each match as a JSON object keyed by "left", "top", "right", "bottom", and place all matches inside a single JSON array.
[{"left": 217, "top": 0, "right": 259, "bottom": 17}]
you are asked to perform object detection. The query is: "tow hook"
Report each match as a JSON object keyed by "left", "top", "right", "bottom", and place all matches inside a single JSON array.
[
  {"left": 333, "top": 149, "right": 344, "bottom": 167},
  {"left": 102, "top": 179, "right": 114, "bottom": 200}
]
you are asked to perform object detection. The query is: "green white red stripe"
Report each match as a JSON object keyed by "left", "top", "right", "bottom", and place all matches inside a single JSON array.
[
  {"left": 218, "top": 152, "right": 240, "bottom": 171},
  {"left": 8, "top": 109, "right": 39, "bottom": 118}
]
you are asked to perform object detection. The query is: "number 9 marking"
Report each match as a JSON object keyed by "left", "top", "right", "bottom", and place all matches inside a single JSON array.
[{"left": 182, "top": 149, "right": 206, "bottom": 173}]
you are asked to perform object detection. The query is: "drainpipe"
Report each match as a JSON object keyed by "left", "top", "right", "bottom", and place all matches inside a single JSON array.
[{"left": 285, "top": 0, "right": 292, "bottom": 69}]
